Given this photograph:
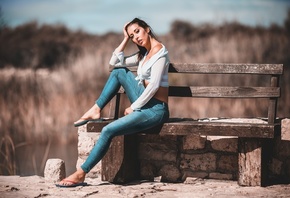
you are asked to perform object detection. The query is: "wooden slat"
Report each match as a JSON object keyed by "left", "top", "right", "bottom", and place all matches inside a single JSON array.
[
  {"left": 169, "top": 63, "right": 284, "bottom": 75},
  {"left": 87, "top": 120, "right": 276, "bottom": 138},
  {"left": 158, "top": 122, "right": 275, "bottom": 138},
  {"left": 110, "top": 63, "right": 283, "bottom": 75},
  {"left": 268, "top": 76, "right": 279, "bottom": 124},
  {"left": 169, "top": 86, "right": 280, "bottom": 98}
]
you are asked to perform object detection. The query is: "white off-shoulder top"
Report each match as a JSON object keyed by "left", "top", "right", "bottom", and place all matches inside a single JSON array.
[{"left": 109, "top": 44, "right": 170, "bottom": 110}]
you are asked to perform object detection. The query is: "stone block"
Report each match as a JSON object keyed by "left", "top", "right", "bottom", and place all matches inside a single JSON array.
[
  {"left": 217, "top": 155, "right": 238, "bottom": 173},
  {"left": 77, "top": 125, "right": 87, "bottom": 133},
  {"left": 138, "top": 143, "right": 177, "bottom": 162},
  {"left": 209, "top": 172, "right": 233, "bottom": 180},
  {"left": 207, "top": 136, "right": 238, "bottom": 153},
  {"left": 182, "top": 135, "right": 206, "bottom": 150},
  {"left": 182, "top": 170, "right": 208, "bottom": 179},
  {"left": 285, "top": 159, "right": 290, "bottom": 179},
  {"left": 159, "top": 164, "right": 181, "bottom": 182},
  {"left": 273, "top": 137, "right": 290, "bottom": 158},
  {"left": 44, "top": 158, "right": 65, "bottom": 183},
  {"left": 180, "top": 153, "right": 217, "bottom": 171},
  {"left": 269, "top": 158, "right": 283, "bottom": 175},
  {"left": 140, "top": 160, "right": 156, "bottom": 181},
  {"left": 138, "top": 134, "right": 177, "bottom": 144},
  {"left": 78, "top": 132, "right": 100, "bottom": 156},
  {"left": 282, "top": 118, "right": 290, "bottom": 141}
]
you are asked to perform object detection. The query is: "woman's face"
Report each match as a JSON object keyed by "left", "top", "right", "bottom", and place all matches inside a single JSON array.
[{"left": 127, "top": 23, "right": 149, "bottom": 47}]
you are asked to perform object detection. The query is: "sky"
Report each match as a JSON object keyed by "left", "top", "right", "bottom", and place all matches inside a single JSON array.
[{"left": 1, "top": 0, "right": 290, "bottom": 35}]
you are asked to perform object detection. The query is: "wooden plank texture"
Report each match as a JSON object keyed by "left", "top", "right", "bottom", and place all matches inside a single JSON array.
[
  {"left": 169, "top": 63, "right": 284, "bottom": 74},
  {"left": 110, "top": 63, "right": 283, "bottom": 75},
  {"left": 169, "top": 86, "right": 280, "bottom": 98},
  {"left": 87, "top": 120, "right": 276, "bottom": 138},
  {"left": 268, "top": 76, "right": 279, "bottom": 124}
]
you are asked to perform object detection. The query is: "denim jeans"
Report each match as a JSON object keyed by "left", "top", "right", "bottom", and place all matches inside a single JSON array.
[{"left": 81, "top": 68, "right": 169, "bottom": 173}]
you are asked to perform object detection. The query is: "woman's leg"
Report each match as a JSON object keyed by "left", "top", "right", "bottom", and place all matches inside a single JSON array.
[
  {"left": 74, "top": 68, "right": 143, "bottom": 123},
  {"left": 81, "top": 99, "right": 169, "bottom": 173},
  {"left": 61, "top": 68, "right": 146, "bottom": 185},
  {"left": 96, "top": 67, "right": 144, "bottom": 109}
]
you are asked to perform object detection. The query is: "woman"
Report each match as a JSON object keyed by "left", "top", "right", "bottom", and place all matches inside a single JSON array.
[{"left": 56, "top": 18, "right": 170, "bottom": 187}]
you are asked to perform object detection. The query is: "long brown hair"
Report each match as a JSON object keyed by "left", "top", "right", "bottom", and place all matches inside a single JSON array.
[{"left": 125, "top": 18, "right": 158, "bottom": 61}]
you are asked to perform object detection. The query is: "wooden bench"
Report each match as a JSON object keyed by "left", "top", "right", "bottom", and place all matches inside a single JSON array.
[{"left": 86, "top": 63, "right": 283, "bottom": 186}]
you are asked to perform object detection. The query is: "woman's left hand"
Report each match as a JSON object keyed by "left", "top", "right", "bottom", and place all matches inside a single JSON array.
[{"left": 124, "top": 107, "right": 133, "bottom": 115}]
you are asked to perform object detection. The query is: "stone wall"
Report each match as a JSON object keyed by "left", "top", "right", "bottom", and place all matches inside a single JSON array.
[
  {"left": 77, "top": 125, "right": 101, "bottom": 178},
  {"left": 137, "top": 134, "right": 238, "bottom": 182},
  {"left": 77, "top": 118, "right": 290, "bottom": 183}
]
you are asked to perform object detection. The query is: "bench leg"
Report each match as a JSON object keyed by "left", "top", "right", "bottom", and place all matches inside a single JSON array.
[
  {"left": 238, "top": 138, "right": 270, "bottom": 186},
  {"left": 101, "top": 134, "right": 140, "bottom": 183}
]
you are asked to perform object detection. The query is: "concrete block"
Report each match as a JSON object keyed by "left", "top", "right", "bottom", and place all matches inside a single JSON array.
[{"left": 44, "top": 158, "right": 65, "bottom": 183}]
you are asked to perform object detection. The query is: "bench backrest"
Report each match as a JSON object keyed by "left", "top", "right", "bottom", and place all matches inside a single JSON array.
[{"left": 110, "top": 63, "right": 283, "bottom": 125}]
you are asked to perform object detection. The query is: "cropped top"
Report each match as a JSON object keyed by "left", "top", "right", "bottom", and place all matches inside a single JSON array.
[{"left": 109, "top": 44, "right": 170, "bottom": 110}]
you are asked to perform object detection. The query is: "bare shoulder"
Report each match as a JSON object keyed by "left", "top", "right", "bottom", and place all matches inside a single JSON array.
[{"left": 151, "top": 43, "right": 163, "bottom": 55}]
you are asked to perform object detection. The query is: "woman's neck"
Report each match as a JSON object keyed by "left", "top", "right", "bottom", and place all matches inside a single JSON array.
[{"left": 145, "top": 38, "right": 160, "bottom": 52}]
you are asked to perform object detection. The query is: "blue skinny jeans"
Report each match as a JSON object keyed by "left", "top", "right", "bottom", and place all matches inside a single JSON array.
[{"left": 81, "top": 67, "right": 169, "bottom": 173}]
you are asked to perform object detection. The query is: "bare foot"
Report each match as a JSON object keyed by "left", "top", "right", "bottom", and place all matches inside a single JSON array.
[
  {"left": 57, "top": 169, "right": 86, "bottom": 186},
  {"left": 74, "top": 104, "right": 101, "bottom": 125}
]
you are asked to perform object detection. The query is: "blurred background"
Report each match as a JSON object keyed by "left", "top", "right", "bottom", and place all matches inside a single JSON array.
[{"left": 0, "top": 0, "right": 290, "bottom": 177}]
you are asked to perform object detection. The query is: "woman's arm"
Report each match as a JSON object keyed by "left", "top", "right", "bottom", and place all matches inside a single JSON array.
[
  {"left": 109, "top": 51, "right": 139, "bottom": 67},
  {"left": 109, "top": 23, "right": 139, "bottom": 67},
  {"left": 130, "top": 56, "right": 169, "bottom": 110}
]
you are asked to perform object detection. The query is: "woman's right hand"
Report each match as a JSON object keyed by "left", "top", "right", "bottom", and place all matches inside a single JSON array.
[
  {"left": 114, "top": 23, "right": 130, "bottom": 53},
  {"left": 123, "top": 22, "right": 130, "bottom": 39}
]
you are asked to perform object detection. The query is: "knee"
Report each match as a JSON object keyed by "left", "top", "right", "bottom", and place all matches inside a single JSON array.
[
  {"left": 111, "top": 67, "right": 129, "bottom": 76},
  {"left": 100, "top": 125, "right": 114, "bottom": 141}
]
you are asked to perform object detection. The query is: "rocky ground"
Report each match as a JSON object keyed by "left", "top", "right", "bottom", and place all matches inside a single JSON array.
[{"left": 1, "top": 175, "right": 290, "bottom": 198}]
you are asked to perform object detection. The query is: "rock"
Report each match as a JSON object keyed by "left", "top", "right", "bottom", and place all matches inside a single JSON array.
[
  {"left": 282, "top": 118, "right": 290, "bottom": 141},
  {"left": 44, "top": 158, "right": 66, "bottom": 183},
  {"left": 159, "top": 164, "right": 181, "bottom": 182}
]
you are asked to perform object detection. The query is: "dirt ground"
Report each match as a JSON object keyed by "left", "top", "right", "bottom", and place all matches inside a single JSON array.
[{"left": 1, "top": 175, "right": 290, "bottom": 198}]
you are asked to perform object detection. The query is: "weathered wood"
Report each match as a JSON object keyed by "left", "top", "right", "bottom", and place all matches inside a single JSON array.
[
  {"left": 169, "top": 86, "right": 280, "bottom": 98},
  {"left": 169, "top": 63, "right": 284, "bottom": 74},
  {"left": 110, "top": 63, "right": 283, "bottom": 75},
  {"left": 268, "top": 76, "right": 279, "bottom": 124},
  {"left": 102, "top": 135, "right": 139, "bottom": 183},
  {"left": 157, "top": 122, "right": 275, "bottom": 138},
  {"left": 238, "top": 138, "right": 263, "bottom": 186},
  {"left": 87, "top": 120, "right": 277, "bottom": 138}
]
